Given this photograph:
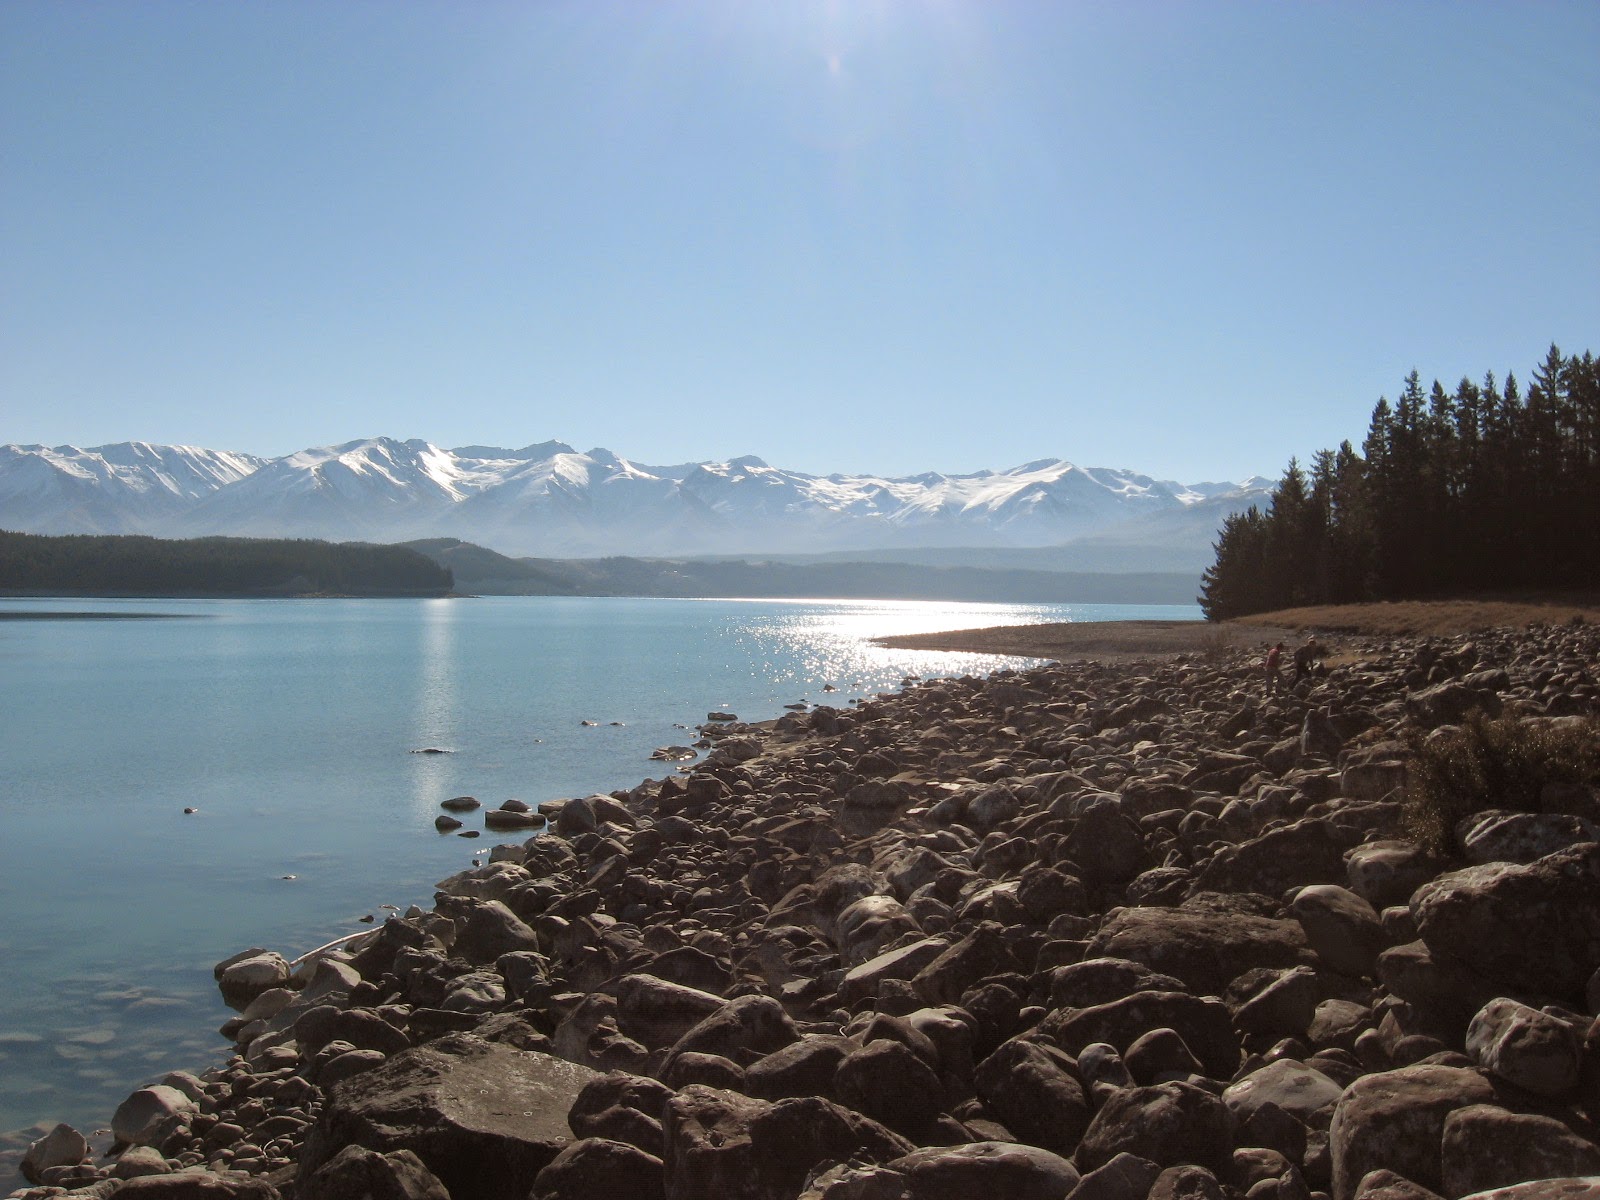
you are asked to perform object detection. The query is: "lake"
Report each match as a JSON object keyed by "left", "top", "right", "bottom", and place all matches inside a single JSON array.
[{"left": 0, "top": 594, "right": 1199, "bottom": 1162}]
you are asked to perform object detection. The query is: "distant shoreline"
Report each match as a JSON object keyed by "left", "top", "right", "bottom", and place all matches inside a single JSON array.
[{"left": 874, "top": 597, "right": 1600, "bottom": 660}]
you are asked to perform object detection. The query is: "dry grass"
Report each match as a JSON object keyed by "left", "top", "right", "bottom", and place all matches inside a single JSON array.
[
  {"left": 875, "top": 619, "right": 1299, "bottom": 662},
  {"left": 1233, "top": 597, "right": 1600, "bottom": 637}
]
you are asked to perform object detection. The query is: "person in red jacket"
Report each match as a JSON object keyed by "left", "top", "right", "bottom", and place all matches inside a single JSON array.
[{"left": 1265, "top": 642, "right": 1284, "bottom": 695}]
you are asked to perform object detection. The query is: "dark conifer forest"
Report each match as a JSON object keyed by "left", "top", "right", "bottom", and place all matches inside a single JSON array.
[
  {"left": 1200, "top": 344, "right": 1599, "bottom": 620},
  {"left": 0, "top": 531, "right": 454, "bottom": 596}
]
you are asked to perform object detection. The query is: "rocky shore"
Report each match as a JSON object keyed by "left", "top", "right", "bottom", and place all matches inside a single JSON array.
[{"left": 9, "top": 618, "right": 1600, "bottom": 1199}]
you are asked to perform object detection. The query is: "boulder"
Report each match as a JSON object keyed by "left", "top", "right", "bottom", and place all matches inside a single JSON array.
[
  {"left": 567, "top": 1071, "right": 674, "bottom": 1155},
  {"left": 972, "top": 1039, "right": 1092, "bottom": 1156},
  {"left": 1048, "top": 957, "right": 1188, "bottom": 1010},
  {"left": 1062, "top": 798, "right": 1150, "bottom": 888},
  {"left": 1233, "top": 966, "right": 1323, "bottom": 1039},
  {"left": 833, "top": 1039, "right": 946, "bottom": 1139},
  {"left": 615, "top": 974, "right": 725, "bottom": 1049},
  {"left": 1075, "top": 1081, "right": 1235, "bottom": 1173},
  {"left": 745, "top": 1035, "right": 856, "bottom": 1101},
  {"left": 216, "top": 950, "right": 292, "bottom": 1011},
  {"left": 1464, "top": 998, "right": 1583, "bottom": 1097},
  {"left": 833, "top": 894, "right": 921, "bottom": 966},
  {"left": 1353, "top": 1170, "right": 1445, "bottom": 1200},
  {"left": 299, "top": 1033, "right": 600, "bottom": 1200},
  {"left": 663, "top": 994, "right": 800, "bottom": 1068},
  {"left": 910, "top": 922, "right": 1019, "bottom": 1006},
  {"left": 1455, "top": 1182, "right": 1600, "bottom": 1200},
  {"left": 1291, "top": 885, "right": 1388, "bottom": 979},
  {"left": 1440, "top": 1105, "right": 1600, "bottom": 1199},
  {"left": 840, "top": 938, "right": 950, "bottom": 1005},
  {"left": 1375, "top": 942, "right": 1505, "bottom": 1034},
  {"left": 1223, "top": 1059, "right": 1346, "bottom": 1125},
  {"left": 21, "top": 1123, "right": 89, "bottom": 1185},
  {"left": 443, "top": 898, "right": 542, "bottom": 962},
  {"left": 113, "top": 1175, "right": 284, "bottom": 1198},
  {"left": 1149, "top": 1165, "right": 1226, "bottom": 1200},
  {"left": 1124, "top": 1027, "right": 1205, "bottom": 1085},
  {"left": 889, "top": 1141, "right": 1082, "bottom": 1200},
  {"left": 1043, "top": 990, "right": 1242, "bottom": 1080},
  {"left": 1346, "top": 841, "right": 1442, "bottom": 911},
  {"left": 746, "top": 1095, "right": 914, "bottom": 1199},
  {"left": 299, "top": 1145, "right": 452, "bottom": 1200},
  {"left": 1070, "top": 1152, "right": 1164, "bottom": 1200},
  {"left": 1458, "top": 811, "right": 1600, "bottom": 866},
  {"left": 112, "top": 1085, "right": 197, "bottom": 1147},
  {"left": 1191, "top": 817, "right": 1362, "bottom": 898},
  {"left": 529, "top": 1138, "right": 667, "bottom": 1200},
  {"left": 1411, "top": 842, "right": 1600, "bottom": 1000},
  {"left": 1327, "top": 1064, "right": 1497, "bottom": 1200},
  {"left": 111, "top": 1146, "right": 171, "bottom": 1180},
  {"left": 1087, "top": 907, "right": 1310, "bottom": 997},
  {"left": 660, "top": 1085, "right": 911, "bottom": 1200}
]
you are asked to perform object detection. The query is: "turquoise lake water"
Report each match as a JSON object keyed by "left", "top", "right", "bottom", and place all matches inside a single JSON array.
[{"left": 0, "top": 594, "right": 1199, "bottom": 1160}]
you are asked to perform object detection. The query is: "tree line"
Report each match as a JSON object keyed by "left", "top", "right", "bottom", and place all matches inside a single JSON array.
[
  {"left": 1200, "top": 344, "right": 1599, "bottom": 620},
  {"left": 0, "top": 530, "right": 454, "bottom": 596}
]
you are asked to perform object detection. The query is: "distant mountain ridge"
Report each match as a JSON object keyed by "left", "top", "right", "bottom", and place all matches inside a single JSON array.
[{"left": 0, "top": 437, "right": 1270, "bottom": 567}]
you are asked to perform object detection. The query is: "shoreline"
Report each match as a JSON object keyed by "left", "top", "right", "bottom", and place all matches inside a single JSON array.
[
  {"left": 8, "top": 612, "right": 1600, "bottom": 1197},
  {"left": 876, "top": 598, "right": 1600, "bottom": 661}
]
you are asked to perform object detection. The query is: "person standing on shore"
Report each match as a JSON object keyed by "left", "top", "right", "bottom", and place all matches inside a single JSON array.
[
  {"left": 1294, "top": 634, "right": 1322, "bottom": 681},
  {"left": 1265, "top": 642, "right": 1284, "bottom": 695}
]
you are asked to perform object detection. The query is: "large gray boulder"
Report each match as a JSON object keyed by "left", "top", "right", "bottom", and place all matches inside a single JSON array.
[
  {"left": 972, "top": 1039, "right": 1092, "bottom": 1157},
  {"left": 1411, "top": 842, "right": 1600, "bottom": 1000},
  {"left": 889, "top": 1141, "right": 1082, "bottom": 1200},
  {"left": 1086, "top": 906, "right": 1310, "bottom": 997},
  {"left": 1042, "top": 990, "right": 1241, "bottom": 1080},
  {"left": 299, "top": 1033, "right": 600, "bottom": 1200},
  {"left": 1223, "top": 1059, "right": 1346, "bottom": 1126},
  {"left": 1346, "top": 841, "right": 1442, "bottom": 910},
  {"left": 112, "top": 1085, "right": 198, "bottom": 1147},
  {"left": 298, "top": 1145, "right": 451, "bottom": 1200},
  {"left": 1291, "top": 884, "right": 1389, "bottom": 979},
  {"left": 1327, "top": 1064, "right": 1497, "bottom": 1200},
  {"left": 529, "top": 1138, "right": 667, "bottom": 1200},
  {"left": 660, "top": 1085, "right": 911, "bottom": 1200},
  {"left": 1075, "top": 1081, "right": 1235, "bottom": 1174},
  {"left": 1440, "top": 1105, "right": 1600, "bottom": 1199},
  {"left": 1465, "top": 997, "right": 1583, "bottom": 1097},
  {"left": 1458, "top": 811, "right": 1600, "bottom": 865},
  {"left": 215, "top": 949, "right": 292, "bottom": 1011},
  {"left": 1192, "top": 817, "right": 1363, "bottom": 898}
]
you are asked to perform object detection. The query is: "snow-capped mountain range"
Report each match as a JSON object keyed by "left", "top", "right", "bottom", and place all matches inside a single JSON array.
[{"left": 0, "top": 438, "right": 1270, "bottom": 562}]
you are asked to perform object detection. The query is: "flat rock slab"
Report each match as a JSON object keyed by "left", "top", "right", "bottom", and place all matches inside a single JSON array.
[{"left": 299, "top": 1032, "right": 600, "bottom": 1200}]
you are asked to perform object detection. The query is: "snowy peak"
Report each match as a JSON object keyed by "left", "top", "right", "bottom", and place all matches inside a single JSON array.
[
  {"left": 0, "top": 442, "right": 265, "bottom": 534},
  {"left": 0, "top": 437, "right": 1270, "bottom": 560}
]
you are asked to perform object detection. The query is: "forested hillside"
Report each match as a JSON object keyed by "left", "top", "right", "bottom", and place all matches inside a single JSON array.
[
  {"left": 405, "top": 537, "right": 1198, "bottom": 604},
  {"left": 1200, "top": 344, "right": 1598, "bottom": 619},
  {"left": 0, "top": 531, "right": 454, "bottom": 596}
]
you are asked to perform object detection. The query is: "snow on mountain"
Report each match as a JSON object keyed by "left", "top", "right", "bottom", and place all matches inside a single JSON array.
[
  {"left": 0, "top": 438, "right": 1271, "bottom": 561},
  {"left": 0, "top": 442, "right": 264, "bottom": 534}
]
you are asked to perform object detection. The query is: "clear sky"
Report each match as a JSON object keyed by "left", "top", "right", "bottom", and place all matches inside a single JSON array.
[{"left": 3, "top": 1, "right": 1596, "bottom": 482}]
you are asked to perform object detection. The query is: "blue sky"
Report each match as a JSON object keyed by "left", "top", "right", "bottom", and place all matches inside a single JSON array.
[{"left": 3, "top": 1, "right": 1596, "bottom": 482}]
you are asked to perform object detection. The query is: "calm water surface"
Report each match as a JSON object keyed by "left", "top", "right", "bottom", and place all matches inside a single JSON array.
[{"left": 0, "top": 594, "right": 1198, "bottom": 1160}]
